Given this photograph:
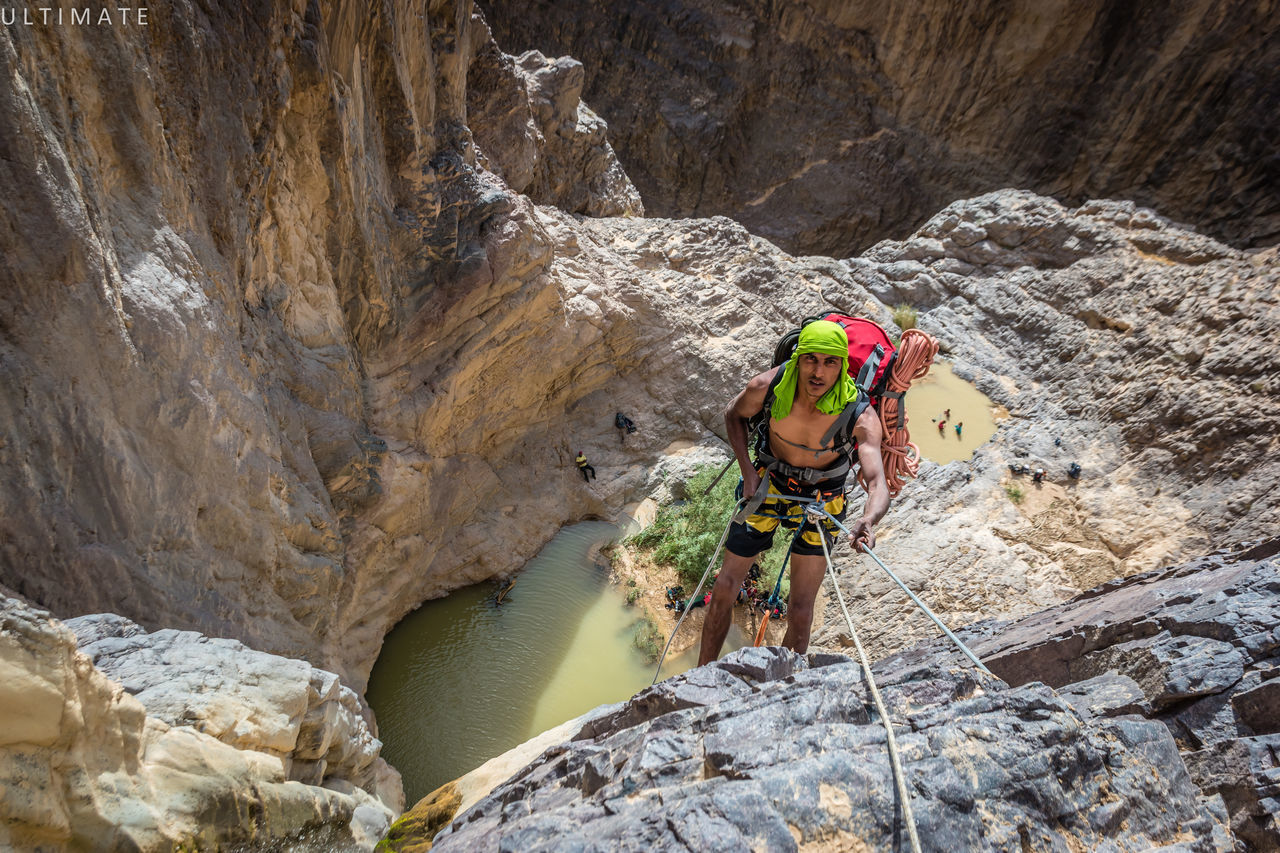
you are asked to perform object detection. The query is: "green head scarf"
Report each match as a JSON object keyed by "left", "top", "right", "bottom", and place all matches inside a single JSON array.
[{"left": 770, "top": 319, "right": 858, "bottom": 420}]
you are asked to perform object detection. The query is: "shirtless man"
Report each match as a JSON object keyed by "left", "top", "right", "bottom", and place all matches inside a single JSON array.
[{"left": 698, "top": 320, "right": 890, "bottom": 665}]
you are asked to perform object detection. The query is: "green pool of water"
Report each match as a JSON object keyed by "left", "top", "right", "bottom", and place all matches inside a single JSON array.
[{"left": 367, "top": 521, "right": 669, "bottom": 805}]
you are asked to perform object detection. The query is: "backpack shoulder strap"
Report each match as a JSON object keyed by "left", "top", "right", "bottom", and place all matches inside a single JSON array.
[{"left": 818, "top": 394, "right": 871, "bottom": 454}]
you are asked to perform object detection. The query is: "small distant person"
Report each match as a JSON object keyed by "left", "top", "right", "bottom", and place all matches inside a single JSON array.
[
  {"left": 938, "top": 420, "right": 947, "bottom": 435},
  {"left": 575, "top": 451, "right": 596, "bottom": 482},
  {"left": 615, "top": 412, "right": 637, "bottom": 444},
  {"left": 1068, "top": 462, "right": 1082, "bottom": 479},
  {"left": 1032, "top": 468, "right": 1045, "bottom": 484},
  {"left": 954, "top": 422, "right": 963, "bottom": 437},
  {"left": 944, "top": 408, "right": 951, "bottom": 419},
  {"left": 1054, "top": 437, "right": 1062, "bottom": 448}
]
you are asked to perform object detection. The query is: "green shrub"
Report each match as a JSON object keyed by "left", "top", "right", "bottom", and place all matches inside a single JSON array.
[
  {"left": 633, "top": 615, "right": 665, "bottom": 661},
  {"left": 1005, "top": 484, "right": 1024, "bottom": 504},
  {"left": 625, "top": 588, "right": 641, "bottom": 605},
  {"left": 892, "top": 303, "right": 918, "bottom": 331},
  {"left": 628, "top": 464, "right": 789, "bottom": 597}
]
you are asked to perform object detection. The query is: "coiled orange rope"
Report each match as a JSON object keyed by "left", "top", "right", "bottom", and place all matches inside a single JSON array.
[{"left": 858, "top": 328, "right": 939, "bottom": 497}]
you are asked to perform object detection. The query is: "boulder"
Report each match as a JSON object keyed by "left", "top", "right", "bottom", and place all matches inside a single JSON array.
[{"left": 0, "top": 596, "right": 398, "bottom": 851}]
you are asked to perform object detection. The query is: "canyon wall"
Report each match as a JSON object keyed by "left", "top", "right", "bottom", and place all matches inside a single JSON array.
[
  {"left": 2, "top": 0, "right": 1278, "bottom": 696},
  {"left": 481, "top": 0, "right": 1280, "bottom": 257},
  {"left": 2, "top": 0, "right": 1277, "bottom": 699},
  {"left": 0, "top": 0, "right": 638, "bottom": 691}
]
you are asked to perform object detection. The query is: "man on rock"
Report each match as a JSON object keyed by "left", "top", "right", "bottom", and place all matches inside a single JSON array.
[{"left": 698, "top": 320, "right": 890, "bottom": 665}]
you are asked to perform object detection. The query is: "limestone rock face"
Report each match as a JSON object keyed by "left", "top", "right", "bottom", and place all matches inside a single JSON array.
[
  {"left": 481, "top": 0, "right": 1279, "bottom": 256},
  {"left": 66, "top": 613, "right": 400, "bottom": 803},
  {"left": 467, "top": 31, "right": 644, "bottom": 217},
  {"left": 891, "top": 538, "right": 1280, "bottom": 850},
  {"left": 0, "top": 596, "right": 397, "bottom": 851},
  {"left": 420, "top": 653, "right": 1229, "bottom": 851},
  {"left": 3, "top": 0, "right": 1273, "bottom": 711},
  {"left": 808, "top": 189, "right": 1278, "bottom": 670},
  {"left": 0, "top": 0, "right": 638, "bottom": 690}
]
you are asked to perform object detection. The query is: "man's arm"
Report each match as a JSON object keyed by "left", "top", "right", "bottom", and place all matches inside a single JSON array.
[
  {"left": 724, "top": 368, "right": 777, "bottom": 500},
  {"left": 848, "top": 407, "right": 890, "bottom": 552}
]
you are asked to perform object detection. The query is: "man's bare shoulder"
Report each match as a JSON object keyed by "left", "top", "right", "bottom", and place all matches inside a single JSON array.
[
  {"left": 744, "top": 365, "right": 782, "bottom": 392},
  {"left": 853, "top": 405, "right": 884, "bottom": 446},
  {"left": 729, "top": 366, "right": 782, "bottom": 418}
]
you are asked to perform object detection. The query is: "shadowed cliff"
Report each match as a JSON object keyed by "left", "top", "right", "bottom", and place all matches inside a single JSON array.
[{"left": 481, "top": 0, "right": 1280, "bottom": 256}]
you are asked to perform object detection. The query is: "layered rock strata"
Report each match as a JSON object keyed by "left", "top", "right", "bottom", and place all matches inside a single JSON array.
[
  {"left": 3, "top": 3, "right": 1280, "bottom": 848},
  {"left": 67, "top": 613, "right": 402, "bottom": 804},
  {"left": 2, "top": 0, "right": 1275, "bottom": 702},
  {"left": 894, "top": 537, "right": 1280, "bottom": 850},
  {"left": 0, "top": 596, "right": 397, "bottom": 851},
  {"left": 482, "top": 0, "right": 1280, "bottom": 256},
  {"left": 809, "top": 189, "right": 1278, "bottom": 664}
]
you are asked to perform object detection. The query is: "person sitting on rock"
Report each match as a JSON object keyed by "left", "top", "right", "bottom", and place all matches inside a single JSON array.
[
  {"left": 697, "top": 320, "right": 890, "bottom": 666},
  {"left": 1068, "top": 462, "right": 1082, "bottom": 479},
  {"left": 1032, "top": 468, "right": 1046, "bottom": 484}
]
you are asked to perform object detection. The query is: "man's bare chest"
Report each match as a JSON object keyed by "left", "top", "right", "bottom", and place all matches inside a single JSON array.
[{"left": 768, "top": 412, "right": 844, "bottom": 467}]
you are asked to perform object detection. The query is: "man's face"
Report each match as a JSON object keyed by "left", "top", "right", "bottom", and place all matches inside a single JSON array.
[{"left": 797, "top": 352, "right": 843, "bottom": 401}]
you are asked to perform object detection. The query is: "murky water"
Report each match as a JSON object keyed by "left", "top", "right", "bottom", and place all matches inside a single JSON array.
[
  {"left": 904, "top": 360, "right": 1000, "bottom": 464},
  {"left": 366, "top": 521, "right": 734, "bottom": 805}
]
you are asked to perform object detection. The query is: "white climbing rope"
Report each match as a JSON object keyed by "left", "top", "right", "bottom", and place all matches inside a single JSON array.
[
  {"left": 809, "top": 504, "right": 992, "bottom": 676},
  {"left": 649, "top": 502, "right": 742, "bottom": 685},
  {"left": 815, "top": 507, "right": 922, "bottom": 853}
]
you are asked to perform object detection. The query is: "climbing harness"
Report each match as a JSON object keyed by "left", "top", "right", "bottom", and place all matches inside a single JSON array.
[
  {"left": 816, "top": 510, "right": 922, "bottom": 853},
  {"left": 648, "top": 485, "right": 991, "bottom": 850},
  {"left": 706, "top": 317, "right": 939, "bottom": 500}
]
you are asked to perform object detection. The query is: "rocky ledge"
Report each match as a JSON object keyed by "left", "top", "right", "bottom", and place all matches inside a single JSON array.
[
  {"left": 385, "top": 539, "right": 1277, "bottom": 850},
  {"left": 0, "top": 595, "right": 401, "bottom": 851}
]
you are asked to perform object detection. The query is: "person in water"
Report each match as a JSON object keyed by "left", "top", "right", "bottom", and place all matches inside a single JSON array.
[
  {"left": 955, "top": 422, "right": 963, "bottom": 437},
  {"left": 698, "top": 320, "right": 889, "bottom": 665}
]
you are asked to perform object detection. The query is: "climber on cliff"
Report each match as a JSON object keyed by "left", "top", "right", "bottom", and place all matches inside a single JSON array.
[
  {"left": 697, "top": 320, "right": 890, "bottom": 666},
  {"left": 615, "top": 412, "right": 637, "bottom": 444}
]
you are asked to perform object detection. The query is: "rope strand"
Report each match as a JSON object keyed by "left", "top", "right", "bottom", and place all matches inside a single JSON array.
[
  {"left": 649, "top": 502, "right": 742, "bottom": 684},
  {"left": 860, "top": 329, "right": 939, "bottom": 498},
  {"left": 818, "top": 518, "right": 922, "bottom": 853}
]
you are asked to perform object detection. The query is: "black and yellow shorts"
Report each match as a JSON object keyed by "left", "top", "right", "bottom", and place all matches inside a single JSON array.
[{"left": 726, "top": 476, "right": 847, "bottom": 558}]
